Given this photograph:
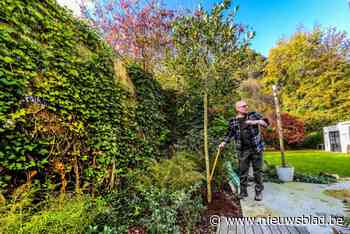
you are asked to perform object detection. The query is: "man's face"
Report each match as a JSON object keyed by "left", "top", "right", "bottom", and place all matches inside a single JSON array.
[{"left": 236, "top": 101, "right": 249, "bottom": 114}]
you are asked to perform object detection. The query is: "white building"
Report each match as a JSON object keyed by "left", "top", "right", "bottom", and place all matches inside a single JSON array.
[{"left": 323, "top": 121, "right": 350, "bottom": 153}]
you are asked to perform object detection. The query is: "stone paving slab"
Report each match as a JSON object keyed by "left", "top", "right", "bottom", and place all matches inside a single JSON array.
[
  {"left": 239, "top": 182, "right": 347, "bottom": 234},
  {"left": 241, "top": 182, "right": 346, "bottom": 217}
]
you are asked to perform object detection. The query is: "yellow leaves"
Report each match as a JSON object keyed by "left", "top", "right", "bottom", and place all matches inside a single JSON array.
[
  {"left": 76, "top": 43, "right": 93, "bottom": 61},
  {"left": 0, "top": 193, "right": 5, "bottom": 206},
  {"left": 261, "top": 27, "right": 350, "bottom": 130},
  {"left": 113, "top": 59, "right": 136, "bottom": 96},
  {"left": 68, "top": 120, "right": 84, "bottom": 134},
  {"left": 25, "top": 103, "right": 45, "bottom": 114},
  {"left": 4, "top": 109, "right": 27, "bottom": 129},
  {"left": 33, "top": 71, "right": 66, "bottom": 90},
  {"left": 10, "top": 108, "right": 26, "bottom": 121},
  {"left": 53, "top": 160, "right": 65, "bottom": 174}
]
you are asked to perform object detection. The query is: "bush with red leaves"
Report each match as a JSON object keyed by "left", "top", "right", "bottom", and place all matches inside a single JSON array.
[{"left": 262, "top": 112, "right": 305, "bottom": 149}]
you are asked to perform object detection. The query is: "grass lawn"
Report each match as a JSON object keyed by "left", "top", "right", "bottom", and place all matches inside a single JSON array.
[{"left": 264, "top": 150, "right": 350, "bottom": 177}]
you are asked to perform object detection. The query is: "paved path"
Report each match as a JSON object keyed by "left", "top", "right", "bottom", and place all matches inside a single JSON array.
[
  {"left": 241, "top": 182, "right": 346, "bottom": 218},
  {"left": 217, "top": 181, "right": 349, "bottom": 234}
]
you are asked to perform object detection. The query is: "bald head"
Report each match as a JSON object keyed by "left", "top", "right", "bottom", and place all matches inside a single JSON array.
[{"left": 236, "top": 100, "right": 249, "bottom": 115}]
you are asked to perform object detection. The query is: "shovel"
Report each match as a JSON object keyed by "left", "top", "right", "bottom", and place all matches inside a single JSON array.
[{"left": 209, "top": 147, "right": 240, "bottom": 194}]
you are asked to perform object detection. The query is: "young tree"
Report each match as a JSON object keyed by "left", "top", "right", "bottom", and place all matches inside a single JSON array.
[
  {"left": 80, "top": 0, "right": 176, "bottom": 71},
  {"left": 171, "top": 0, "right": 252, "bottom": 203}
]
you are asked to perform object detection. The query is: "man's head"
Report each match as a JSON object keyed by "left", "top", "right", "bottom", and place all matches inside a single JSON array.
[{"left": 235, "top": 100, "right": 249, "bottom": 115}]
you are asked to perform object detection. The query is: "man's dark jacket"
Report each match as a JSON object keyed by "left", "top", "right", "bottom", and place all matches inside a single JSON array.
[{"left": 223, "top": 112, "right": 270, "bottom": 153}]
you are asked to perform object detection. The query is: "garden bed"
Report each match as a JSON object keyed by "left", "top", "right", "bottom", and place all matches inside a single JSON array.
[{"left": 193, "top": 184, "right": 242, "bottom": 233}]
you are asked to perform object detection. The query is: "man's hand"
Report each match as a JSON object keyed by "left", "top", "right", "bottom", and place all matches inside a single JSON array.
[
  {"left": 219, "top": 142, "right": 226, "bottom": 150},
  {"left": 257, "top": 119, "right": 268, "bottom": 127},
  {"left": 246, "top": 119, "right": 268, "bottom": 127}
]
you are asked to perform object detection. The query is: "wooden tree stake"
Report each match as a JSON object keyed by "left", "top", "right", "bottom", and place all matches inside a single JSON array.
[{"left": 272, "top": 85, "right": 287, "bottom": 167}]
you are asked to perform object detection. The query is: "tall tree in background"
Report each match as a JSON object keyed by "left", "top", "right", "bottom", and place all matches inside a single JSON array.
[
  {"left": 80, "top": 0, "right": 176, "bottom": 71},
  {"left": 262, "top": 26, "right": 350, "bottom": 131},
  {"left": 235, "top": 48, "right": 266, "bottom": 81},
  {"left": 238, "top": 78, "right": 273, "bottom": 113},
  {"left": 171, "top": 0, "right": 252, "bottom": 202}
]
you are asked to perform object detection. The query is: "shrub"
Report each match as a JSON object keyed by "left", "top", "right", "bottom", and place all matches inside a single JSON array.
[
  {"left": 0, "top": 192, "right": 107, "bottom": 234},
  {"left": 135, "top": 151, "right": 205, "bottom": 191},
  {"left": 262, "top": 112, "right": 305, "bottom": 149},
  {"left": 86, "top": 225, "right": 118, "bottom": 234},
  {"left": 21, "top": 196, "right": 101, "bottom": 234},
  {"left": 300, "top": 131, "right": 323, "bottom": 149},
  {"left": 91, "top": 152, "right": 204, "bottom": 233},
  {"left": 95, "top": 183, "right": 203, "bottom": 234},
  {"left": 263, "top": 161, "right": 337, "bottom": 184}
]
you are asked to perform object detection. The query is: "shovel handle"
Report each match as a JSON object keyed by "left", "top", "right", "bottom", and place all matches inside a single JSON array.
[{"left": 209, "top": 147, "right": 222, "bottom": 182}]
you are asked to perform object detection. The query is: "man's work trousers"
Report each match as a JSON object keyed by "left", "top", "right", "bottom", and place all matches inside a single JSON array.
[{"left": 238, "top": 148, "right": 264, "bottom": 194}]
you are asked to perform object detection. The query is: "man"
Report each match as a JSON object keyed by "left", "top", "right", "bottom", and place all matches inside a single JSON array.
[{"left": 219, "top": 100, "right": 269, "bottom": 201}]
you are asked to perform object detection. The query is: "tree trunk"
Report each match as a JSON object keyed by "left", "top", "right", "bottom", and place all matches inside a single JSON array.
[
  {"left": 73, "top": 156, "right": 81, "bottom": 194},
  {"left": 272, "top": 85, "right": 287, "bottom": 167},
  {"left": 60, "top": 173, "right": 67, "bottom": 194},
  {"left": 108, "top": 159, "right": 116, "bottom": 191},
  {"left": 204, "top": 90, "right": 211, "bottom": 203},
  {"left": 91, "top": 154, "right": 96, "bottom": 198}
]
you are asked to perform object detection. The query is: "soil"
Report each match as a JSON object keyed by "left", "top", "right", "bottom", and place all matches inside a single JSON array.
[{"left": 193, "top": 183, "right": 242, "bottom": 234}]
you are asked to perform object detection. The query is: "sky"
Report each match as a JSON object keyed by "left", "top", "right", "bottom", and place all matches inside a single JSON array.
[
  {"left": 57, "top": 0, "right": 81, "bottom": 16},
  {"left": 166, "top": 0, "right": 350, "bottom": 56},
  {"left": 58, "top": 0, "right": 350, "bottom": 57}
]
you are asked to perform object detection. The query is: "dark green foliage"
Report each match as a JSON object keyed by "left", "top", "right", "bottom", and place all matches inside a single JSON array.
[
  {"left": 263, "top": 161, "right": 337, "bottom": 184},
  {"left": 126, "top": 64, "right": 172, "bottom": 157},
  {"left": 0, "top": 0, "right": 161, "bottom": 195},
  {"left": 300, "top": 131, "right": 323, "bottom": 149},
  {"left": 92, "top": 155, "right": 204, "bottom": 233},
  {"left": 94, "top": 185, "right": 203, "bottom": 233},
  {"left": 174, "top": 108, "right": 239, "bottom": 190},
  {"left": 174, "top": 94, "right": 236, "bottom": 156},
  {"left": 177, "top": 109, "right": 237, "bottom": 162},
  {"left": 293, "top": 173, "right": 337, "bottom": 184},
  {"left": 175, "top": 93, "right": 204, "bottom": 152}
]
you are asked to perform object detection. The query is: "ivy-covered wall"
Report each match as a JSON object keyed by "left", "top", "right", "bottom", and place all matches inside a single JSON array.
[
  {"left": 0, "top": 0, "right": 170, "bottom": 195},
  {"left": 126, "top": 64, "right": 173, "bottom": 157}
]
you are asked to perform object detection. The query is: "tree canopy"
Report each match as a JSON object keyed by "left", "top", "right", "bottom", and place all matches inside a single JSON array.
[{"left": 262, "top": 27, "right": 350, "bottom": 131}]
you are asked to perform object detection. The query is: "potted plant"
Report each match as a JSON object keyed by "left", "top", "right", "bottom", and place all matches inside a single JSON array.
[
  {"left": 276, "top": 153, "right": 294, "bottom": 182},
  {"left": 272, "top": 85, "right": 294, "bottom": 182}
]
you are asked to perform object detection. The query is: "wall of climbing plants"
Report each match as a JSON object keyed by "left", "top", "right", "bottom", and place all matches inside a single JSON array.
[
  {"left": 0, "top": 0, "right": 171, "bottom": 197},
  {"left": 126, "top": 64, "right": 172, "bottom": 158}
]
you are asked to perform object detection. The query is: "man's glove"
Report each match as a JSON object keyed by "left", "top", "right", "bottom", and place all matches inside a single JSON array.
[{"left": 219, "top": 142, "right": 226, "bottom": 150}]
